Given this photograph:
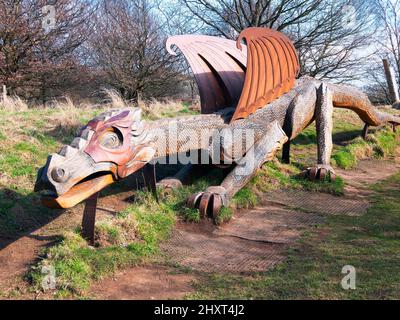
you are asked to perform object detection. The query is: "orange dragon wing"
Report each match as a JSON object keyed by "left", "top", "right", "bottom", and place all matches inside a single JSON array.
[
  {"left": 166, "top": 35, "right": 247, "bottom": 114},
  {"left": 231, "top": 27, "right": 300, "bottom": 121},
  {"left": 166, "top": 28, "right": 299, "bottom": 120}
]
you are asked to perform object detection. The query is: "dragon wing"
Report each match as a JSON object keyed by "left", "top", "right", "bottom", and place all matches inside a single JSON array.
[
  {"left": 166, "top": 35, "right": 247, "bottom": 114},
  {"left": 166, "top": 28, "right": 299, "bottom": 120},
  {"left": 231, "top": 28, "right": 300, "bottom": 121}
]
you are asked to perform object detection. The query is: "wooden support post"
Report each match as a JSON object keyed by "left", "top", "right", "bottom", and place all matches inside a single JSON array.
[
  {"left": 362, "top": 123, "right": 370, "bottom": 141},
  {"left": 2, "top": 85, "right": 7, "bottom": 102},
  {"left": 82, "top": 192, "right": 99, "bottom": 245},
  {"left": 383, "top": 59, "right": 400, "bottom": 105},
  {"left": 142, "top": 163, "right": 158, "bottom": 202},
  {"left": 282, "top": 141, "right": 291, "bottom": 164}
]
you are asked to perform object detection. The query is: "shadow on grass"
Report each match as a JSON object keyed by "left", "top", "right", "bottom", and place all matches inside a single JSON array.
[
  {"left": 0, "top": 188, "right": 65, "bottom": 250},
  {"left": 332, "top": 129, "right": 363, "bottom": 146},
  {"left": 0, "top": 162, "right": 217, "bottom": 252},
  {"left": 292, "top": 129, "right": 363, "bottom": 147}
]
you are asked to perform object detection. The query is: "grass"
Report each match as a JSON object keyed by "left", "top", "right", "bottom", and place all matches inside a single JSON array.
[
  {"left": 189, "top": 172, "right": 400, "bottom": 299},
  {"left": 231, "top": 188, "right": 258, "bottom": 209},
  {"left": 214, "top": 207, "right": 234, "bottom": 225},
  {"left": 250, "top": 160, "right": 345, "bottom": 196},
  {"left": 140, "top": 99, "right": 199, "bottom": 120},
  {"left": 332, "top": 128, "right": 397, "bottom": 169}
]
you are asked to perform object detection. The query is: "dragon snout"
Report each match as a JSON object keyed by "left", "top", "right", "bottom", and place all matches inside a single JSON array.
[
  {"left": 35, "top": 161, "right": 72, "bottom": 193},
  {"left": 51, "top": 167, "right": 69, "bottom": 183},
  {"left": 34, "top": 108, "right": 151, "bottom": 208},
  {"left": 35, "top": 150, "right": 118, "bottom": 208}
]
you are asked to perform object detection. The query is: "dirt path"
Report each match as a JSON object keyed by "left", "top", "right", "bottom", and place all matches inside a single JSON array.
[
  {"left": 89, "top": 157, "right": 399, "bottom": 299},
  {"left": 90, "top": 266, "right": 196, "bottom": 300},
  {"left": 0, "top": 156, "right": 399, "bottom": 299}
]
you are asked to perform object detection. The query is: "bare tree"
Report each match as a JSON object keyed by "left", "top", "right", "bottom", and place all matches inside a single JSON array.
[
  {"left": 178, "top": 0, "right": 377, "bottom": 82},
  {"left": 375, "top": 0, "right": 400, "bottom": 86},
  {"left": 88, "top": 0, "right": 184, "bottom": 103},
  {"left": 358, "top": 0, "right": 400, "bottom": 105},
  {"left": 364, "top": 64, "right": 392, "bottom": 104},
  {"left": 0, "top": 0, "right": 95, "bottom": 103}
]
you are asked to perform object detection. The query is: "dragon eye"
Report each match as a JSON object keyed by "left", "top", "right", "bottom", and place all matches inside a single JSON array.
[{"left": 99, "top": 128, "right": 123, "bottom": 149}]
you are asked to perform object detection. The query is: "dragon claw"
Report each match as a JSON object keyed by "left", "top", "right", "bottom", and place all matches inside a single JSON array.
[
  {"left": 199, "top": 192, "right": 223, "bottom": 220},
  {"left": 187, "top": 186, "right": 226, "bottom": 222},
  {"left": 302, "top": 165, "right": 336, "bottom": 182},
  {"left": 199, "top": 192, "right": 213, "bottom": 218},
  {"left": 187, "top": 192, "right": 203, "bottom": 209}
]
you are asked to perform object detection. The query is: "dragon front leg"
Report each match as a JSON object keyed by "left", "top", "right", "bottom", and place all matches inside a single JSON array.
[
  {"left": 303, "top": 83, "right": 337, "bottom": 181},
  {"left": 187, "top": 121, "right": 288, "bottom": 222}
]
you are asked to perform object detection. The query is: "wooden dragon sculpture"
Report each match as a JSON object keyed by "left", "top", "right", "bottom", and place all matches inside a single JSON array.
[{"left": 35, "top": 28, "right": 400, "bottom": 243}]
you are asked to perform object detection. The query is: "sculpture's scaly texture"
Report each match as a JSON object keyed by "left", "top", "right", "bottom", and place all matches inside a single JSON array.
[{"left": 35, "top": 28, "right": 400, "bottom": 240}]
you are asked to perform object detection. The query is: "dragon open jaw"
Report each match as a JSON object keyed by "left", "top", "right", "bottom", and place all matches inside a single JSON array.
[
  {"left": 34, "top": 150, "right": 120, "bottom": 209},
  {"left": 40, "top": 172, "right": 116, "bottom": 209},
  {"left": 36, "top": 151, "right": 152, "bottom": 209}
]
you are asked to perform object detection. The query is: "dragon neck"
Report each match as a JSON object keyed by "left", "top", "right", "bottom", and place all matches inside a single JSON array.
[{"left": 142, "top": 113, "right": 229, "bottom": 158}]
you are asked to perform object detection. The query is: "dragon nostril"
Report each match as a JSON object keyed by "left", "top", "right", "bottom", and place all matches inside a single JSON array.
[{"left": 51, "top": 167, "right": 68, "bottom": 183}]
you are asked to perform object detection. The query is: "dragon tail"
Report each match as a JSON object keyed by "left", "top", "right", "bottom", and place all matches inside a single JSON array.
[{"left": 328, "top": 83, "right": 400, "bottom": 127}]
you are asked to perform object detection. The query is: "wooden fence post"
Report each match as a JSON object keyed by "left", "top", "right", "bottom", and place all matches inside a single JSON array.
[
  {"left": 382, "top": 59, "right": 400, "bottom": 105},
  {"left": 2, "top": 85, "right": 7, "bottom": 102}
]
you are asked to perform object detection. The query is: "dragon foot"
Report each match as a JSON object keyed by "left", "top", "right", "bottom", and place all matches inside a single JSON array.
[
  {"left": 187, "top": 186, "right": 227, "bottom": 221},
  {"left": 157, "top": 178, "right": 183, "bottom": 197},
  {"left": 301, "top": 164, "right": 336, "bottom": 182}
]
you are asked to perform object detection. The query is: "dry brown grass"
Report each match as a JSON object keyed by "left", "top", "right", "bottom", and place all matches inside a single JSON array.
[
  {"left": 101, "top": 88, "right": 127, "bottom": 109},
  {"left": 139, "top": 98, "right": 182, "bottom": 117},
  {"left": 0, "top": 95, "right": 29, "bottom": 111}
]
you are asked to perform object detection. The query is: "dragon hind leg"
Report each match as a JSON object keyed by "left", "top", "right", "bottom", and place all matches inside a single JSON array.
[
  {"left": 157, "top": 162, "right": 216, "bottom": 198},
  {"left": 303, "top": 83, "right": 336, "bottom": 181},
  {"left": 157, "top": 164, "right": 196, "bottom": 194},
  {"left": 187, "top": 121, "right": 288, "bottom": 222}
]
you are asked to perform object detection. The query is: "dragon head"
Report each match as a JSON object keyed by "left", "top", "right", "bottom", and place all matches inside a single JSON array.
[{"left": 35, "top": 108, "right": 156, "bottom": 209}]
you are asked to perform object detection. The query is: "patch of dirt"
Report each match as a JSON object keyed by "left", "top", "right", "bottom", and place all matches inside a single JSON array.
[
  {"left": 336, "top": 158, "right": 400, "bottom": 192},
  {"left": 161, "top": 159, "right": 398, "bottom": 274},
  {"left": 162, "top": 228, "right": 286, "bottom": 273},
  {"left": 214, "top": 206, "right": 324, "bottom": 244},
  {"left": 0, "top": 234, "right": 56, "bottom": 298},
  {"left": 161, "top": 207, "right": 323, "bottom": 274},
  {"left": 263, "top": 189, "right": 370, "bottom": 216},
  {"left": 90, "top": 265, "right": 196, "bottom": 300}
]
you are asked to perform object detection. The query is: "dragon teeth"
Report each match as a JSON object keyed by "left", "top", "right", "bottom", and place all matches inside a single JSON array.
[
  {"left": 71, "top": 137, "right": 88, "bottom": 149},
  {"left": 49, "top": 153, "right": 65, "bottom": 164},
  {"left": 80, "top": 128, "right": 94, "bottom": 141},
  {"left": 59, "top": 145, "right": 78, "bottom": 157}
]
